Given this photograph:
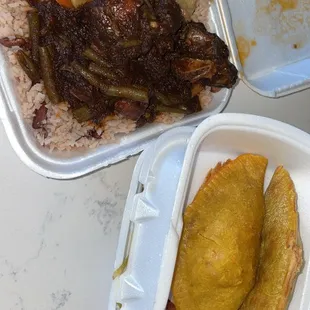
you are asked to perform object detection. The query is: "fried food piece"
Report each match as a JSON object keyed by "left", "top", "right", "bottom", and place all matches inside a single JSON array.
[
  {"left": 172, "top": 154, "right": 268, "bottom": 310},
  {"left": 240, "top": 166, "right": 303, "bottom": 310}
]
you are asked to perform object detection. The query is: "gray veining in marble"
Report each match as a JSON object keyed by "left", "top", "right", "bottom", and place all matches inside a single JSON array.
[{"left": 0, "top": 125, "right": 138, "bottom": 310}]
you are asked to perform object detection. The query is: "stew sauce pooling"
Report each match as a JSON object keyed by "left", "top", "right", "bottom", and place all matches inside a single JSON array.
[{"left": 20, "top": 0, "right": 238, "bottom": 126}]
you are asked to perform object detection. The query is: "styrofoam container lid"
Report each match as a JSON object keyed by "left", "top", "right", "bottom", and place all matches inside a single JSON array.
[
  {"left": 109, "top": 113, "right": 310, "bottom": 310},
  {"left": 108, "top": 126, "right": 195, "bottom": 310},
  {"left": 218, "top": 0, "right": 310, "bottom": 97}
]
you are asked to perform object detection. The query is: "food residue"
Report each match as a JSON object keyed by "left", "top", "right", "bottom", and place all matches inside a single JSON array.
[
  {"left": 292, "top": 42, "right": 304, "bottom": 49},
  {"left": 271, "top": 0, "right": 298, "bottom": 11},
  {"left": 255, "top": 0, "right": 309, "bottom": 42},
  {"left": 236, "top": 36, "right": 256, "bottom": 67},
  {"left": 259, "top": 0, "right": 299, "bottom": 14},
  {"left": 112, "top": 256, "right": 129, "bottom": 280}
]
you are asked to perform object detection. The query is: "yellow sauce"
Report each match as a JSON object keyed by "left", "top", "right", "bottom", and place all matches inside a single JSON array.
[
  {"left": 236, "top": 36, "right": 252, "bottom": 67},
  {"left": 258, "top": 0, "right": 299, "bottom": 14},
  {"left": 271, "top": 0, "right": 298, "bottom": 11},
  {"left": 255, "top": 0, "right": 307, "bottom": 46}
]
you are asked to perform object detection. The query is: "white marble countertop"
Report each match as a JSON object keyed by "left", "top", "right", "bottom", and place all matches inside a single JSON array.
[{"left": 1, "top": 82, "right": 310, "bottom": 310}]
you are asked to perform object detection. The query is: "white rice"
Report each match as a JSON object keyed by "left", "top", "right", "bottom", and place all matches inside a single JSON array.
[
  {"left": 0, "top": 0, "right": 212, "bottom": 151},
  {"left": 192, "top": 0, "right": 211, "bottom": 23}
]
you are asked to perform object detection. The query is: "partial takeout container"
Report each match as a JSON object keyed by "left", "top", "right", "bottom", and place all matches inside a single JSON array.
[
  {"left": 109, "top": 113, "right": 310, "bottom": 310},
  {"left": 0, "top": 2, "right": 231, "bottom": 179},
  {"left": 218, "top": 0, "right": 310, "bottom": 97}
]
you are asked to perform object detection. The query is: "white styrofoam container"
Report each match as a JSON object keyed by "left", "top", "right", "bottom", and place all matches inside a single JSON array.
[
  {"left": 108, "top": 126, "right": 195, "bottom": 310},
  {"left": 218, "top": 0, "right": 310, "bottom": 97},
  {"left": 0, "top": 1, "right": 231, "bottom": 179},
  {"left": 109, "top": 113, "right": 310, "bottom": 310}
]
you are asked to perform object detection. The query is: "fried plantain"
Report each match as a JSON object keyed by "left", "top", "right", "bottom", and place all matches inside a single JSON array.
[
  {"left": 172, "top": 154, "right": 268, "bottom": 310},
  {"left": 240, "top": 166, "right": 303, "bottom": 310}
]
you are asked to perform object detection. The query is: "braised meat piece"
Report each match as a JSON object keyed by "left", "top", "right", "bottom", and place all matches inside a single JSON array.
[
  {"left": 153, "top": 0, "right": 183, "bottom": 35},
  {"left": 177, "top": 22, "right": 229, "bottom": 60},
  {"left": 174, "top": 22, "right": 238, "bottom": 88},
  {"left": 173, "top": 57, "right": 238, "bottom": 88},
  {"left": 172, "top": 58, "right": 217, "bottom": 83},
  {"left": 115, "top": 99, "right": 148, "bottom": 120},
  {"left": 207, "top": 60, "right": 238, "bottom": 88},
  {"left": 84, "top": 0, "right": 142, "bottom": 42}
]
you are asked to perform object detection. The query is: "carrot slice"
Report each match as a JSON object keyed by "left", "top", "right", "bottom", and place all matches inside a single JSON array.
[{"left": 56, "top": 0, "right": 74, "bottom": 8}]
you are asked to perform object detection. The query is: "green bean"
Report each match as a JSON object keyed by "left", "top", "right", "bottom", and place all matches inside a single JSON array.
[
  {"left": 167, "top": 95, "right": 183, "bottom": 105},
  {"left": 155, "top": 92, "right": 191, "bottom": 113},
  {"left": 73, "top": 62, "right": 149, "bottom": 102},
  {"left": 47, "top": 45, "right": 54, "bottom": 59},
  {"left": 112, "top": 257, "right": 128, "bottom": 280},
  {"left": 72, "top": 106, "right": 92, "bottom": 123},
  {"left": 71, "top": 61, "right": 101, "bottom": 88},
  {"left": 88, "top": 63, "right": 117, "bottom": 80},
  {"left": 102, "top": 85, "right": 149, "bottom": 103},
  {"left": 15, "top": 50, "right": 40, "bottom": 83},
  {"left": 155, "top": 91, "right": 174, "bottom": 106},
  {"left": 28, "top": 10, "right": 40, "bottom": 64},
  {"left": 120, "top": 39, "right": 142, "bottom": 48},
  {"left": 83, "top": 48, "right": 111, "bottom": 68},
  {"left": 39, "top": 46, "right": 61, "bottom": 104}
]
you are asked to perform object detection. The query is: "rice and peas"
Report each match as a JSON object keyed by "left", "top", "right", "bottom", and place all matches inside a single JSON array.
[{"left": 0, "top": 0, "right": 212, "bottom": 151}]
